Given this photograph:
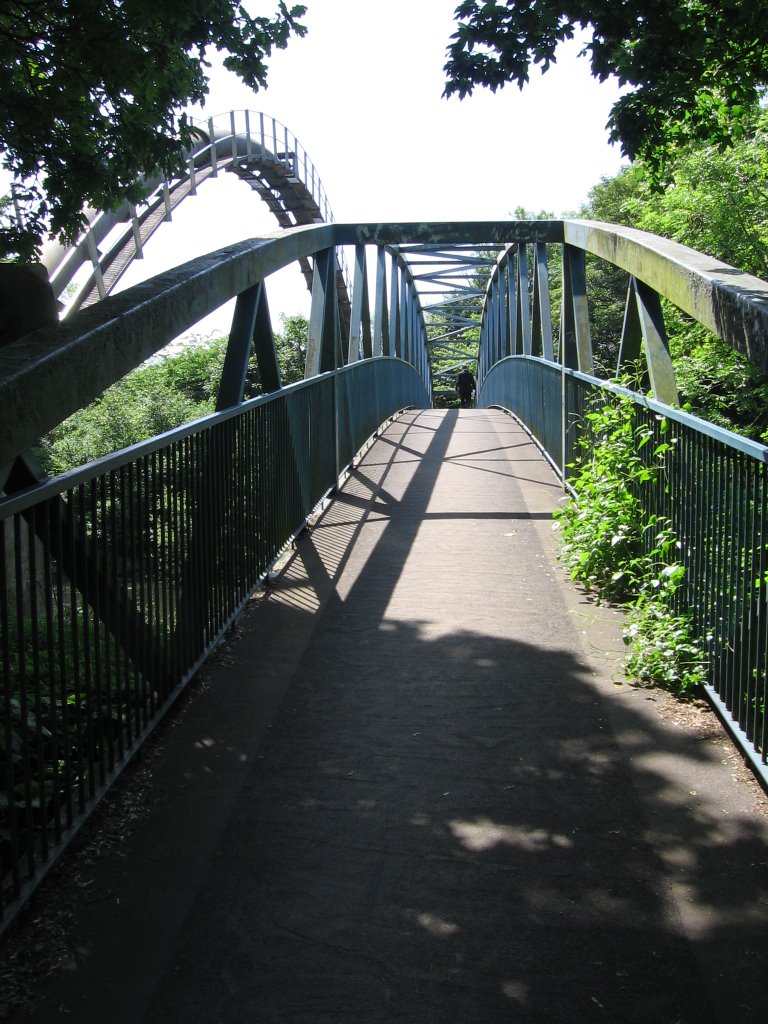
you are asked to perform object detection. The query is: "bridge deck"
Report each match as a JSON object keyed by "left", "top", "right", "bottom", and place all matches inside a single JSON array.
[{"left": 15, "top": 409, "right": 768, "bottom": 1023}]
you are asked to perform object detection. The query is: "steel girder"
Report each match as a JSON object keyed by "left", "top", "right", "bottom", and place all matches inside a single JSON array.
[{"left": 4, "top": 220, "right": 768, "bottom": 471}]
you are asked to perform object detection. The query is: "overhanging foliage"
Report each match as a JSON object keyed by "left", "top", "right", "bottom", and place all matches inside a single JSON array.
[
  {"left": 444, "top": 1, "right": 768, "bottom": 178},
  {"left": 0, "top": 1, "right": 306, "bottom": 258}
]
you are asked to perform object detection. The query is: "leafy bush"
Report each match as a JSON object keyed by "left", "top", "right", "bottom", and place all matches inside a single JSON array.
[
  {"left": 555, "top": 394, "right": 645, "bottom": 602},
  {"left": 37, "top": 337, "right": 227, "bottom": 474},
  {"left": 554, "top": 389, "right": 708, "bottom": 696},
  {"left": 37, "top": 317, "right": 310, "bottom": 475},
  {"left": 624, "top": 594, "right": 709, "bottom": 694}
]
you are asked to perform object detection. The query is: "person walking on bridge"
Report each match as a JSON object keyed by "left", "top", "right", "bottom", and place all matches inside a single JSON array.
[{"left": 456, "top": 364, "right": 476, "bottom": 408}]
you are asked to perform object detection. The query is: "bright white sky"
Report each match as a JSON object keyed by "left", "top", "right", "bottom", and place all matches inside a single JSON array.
[{"left": 113, "top": 0, "right": 628, "bottom": 335}]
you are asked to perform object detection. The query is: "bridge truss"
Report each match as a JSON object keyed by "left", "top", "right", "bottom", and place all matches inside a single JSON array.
[{"left": 3, "top": 211, "right": 768, "bottom": 929}]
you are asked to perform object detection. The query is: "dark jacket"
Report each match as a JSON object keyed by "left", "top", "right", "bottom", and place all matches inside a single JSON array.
[{"left": 456, "top": 368, "right": 475, "bottom": 396}]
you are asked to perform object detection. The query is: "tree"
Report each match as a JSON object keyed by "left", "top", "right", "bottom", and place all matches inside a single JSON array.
[
  {"left": 37, "top": 335, "right": 227, "bottom": 473},
  {"left": 38, "top": 316, "right": 310, "bottom": 473},
  {"left": 620, "top": 112, "right": 768, "bottom": 281},
  {"left": 444, "top": 1, "right": 768, "bottom": 178},
  {"left": 274, "top": 313, "right": 308, "bottom": 384},
  {"left": 579, "top": 113, "right": 768, "bottom": 440},
  {"left": 0, "top": 1, "right": 306, "bottom": 259}
]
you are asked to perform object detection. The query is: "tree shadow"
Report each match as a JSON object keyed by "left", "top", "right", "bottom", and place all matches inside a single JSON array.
[
  {"left": 136, "top": 618, "right": 768, "bottom": 1024},
  {"left": 14, "top": 408, "right": 768, "bottom": 1024}
]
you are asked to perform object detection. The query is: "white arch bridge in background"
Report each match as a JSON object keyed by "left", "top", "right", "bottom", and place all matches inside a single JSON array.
[{"left": 38, "top": 110, "right": 350, "bottom": 329}]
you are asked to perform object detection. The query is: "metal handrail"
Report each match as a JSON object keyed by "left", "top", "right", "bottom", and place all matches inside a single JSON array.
[
  {"left": 4, "top": 217, "right": 768, "bottom": 929},
  {"left": 0, "top": 223, "right": 440, "bottom": 469},
  {"left": 0, "top": 357, "right": 428, "bottom": 928},
  {"left": 476, "top": 219, "right": 768, "bottom": 398},
  {"left": 190, "top": 110, "right": 335, "bottom": 225},
  {"left": 472, "top": 220, "right": 768, "bottom": 790},
  {"left": 481, "top": 356, "right": 768, "bottom": 789},
  {"left": 0, "top": 111, "right": 344, "bottom": 314}
]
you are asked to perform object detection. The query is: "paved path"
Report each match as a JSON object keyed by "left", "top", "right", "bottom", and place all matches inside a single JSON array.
[{"left": 13, "top": 409, "right": 768, "bottom": 1023}]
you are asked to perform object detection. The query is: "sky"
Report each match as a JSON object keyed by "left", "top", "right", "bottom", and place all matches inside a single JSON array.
[{"left": 111, "top": 0, "right": 628, "bottom": 335}]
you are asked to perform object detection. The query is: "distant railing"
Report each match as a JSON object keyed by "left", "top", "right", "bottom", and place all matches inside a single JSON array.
[
  {"left": 192, "top": 110, "right": 334, "bottom": 224},
  {"left": 0, "top": 111, "right": 341, "bottom": 313}
]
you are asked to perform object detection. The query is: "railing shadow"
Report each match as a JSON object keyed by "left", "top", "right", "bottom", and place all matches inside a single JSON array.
[{"left": 14, "top": 409, "right": 768, "bottom": 1024}]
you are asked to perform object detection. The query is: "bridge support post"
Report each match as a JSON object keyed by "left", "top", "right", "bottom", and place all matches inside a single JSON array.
[
  {"left": 306, "top": 247, "right": 342, "bottom": 488},
  {"left": 496, "top": 264, "right": 509, "bottom": 367},
  {"left": 348, "top": 245, "right": 372, "bottom": 363},
  {"left": 516, "top": 244, "right": 532, "bottom": 356},
  {"left": 306, "top": 247, "right": 341, "bottom": 377},
  {"left": 217, "top": 282, "right": 280, "bottom": 410},
  {"left": 561, "top": 245, "right": 593, "bottom": 373},
  {"left": 532, "top": 243, "right": 555, "bottom": 361},
  {"left": 373, "top": 247, "right": 389, "bottom": 357},
  {"left": 506, "top": 250, "right": 517, "bottom": 363},
  {"left": 617, "top": 277, "right": 679, "bottom": 406},
  {"left": 388, "top": 253, "right": 401, "bottom": 359}
]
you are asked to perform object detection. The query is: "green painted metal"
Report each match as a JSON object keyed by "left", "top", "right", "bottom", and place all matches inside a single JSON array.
[
  {"left": 0, "top": 359, "right": 428, "bottom": 929},
  {"left": 616, "top": 277, "right": 645, "bottom": 375},
  {"left": 5, "top": 215, "right": 768, "bottom": 930},
  {"left": 480, "top": 356, "right": 768, "bottom": 790},
  {"left": 349, "top": 245, "right": 373, "bottom": 363},
  {"left": 532, "top": 242, "right": 555, "bottom": 362},
  {"left": 250, "top": 284, "right": 282, "bottom": 395},
  {"left": 563, "top": 219, "right": 768, "bottom": 372},
  {"left": 625, "top": 277, "right": 678, "bottom": 406},
  {"left": 388, "top": 252, "right": 401, "bottom": 359},
  {"left": 373, "top": 246, "right": 389, "bottom": 357},
  {"left": 517, "top": 242, "right": 532, "bottom": 356},
  {"left": 217, "top": 282, "right": 278, "bottom": 409},
  {"left": 307, "top": 246, "right": 341, "bottom": 377},
  {"left": 562, "top": 245, "right": 593, "bottom": 375},
  {"left": 0, "top": 227, "right": 344, "bottom": 469},
  {"left": 35, "top": 110, "right": 340, "bottom": 315},
  {"left": 505, "top": 253, "right": 517, "bottom": 366}
]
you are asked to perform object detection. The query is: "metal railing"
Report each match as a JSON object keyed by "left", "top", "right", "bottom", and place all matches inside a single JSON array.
[
  {"left": 7, "top": 111, "right": 340, "bottom": 313},
  {"left": 475, "top": 220, "right": 768, "bottom": 787},
  {"left": 5, "top": 217, "right": 768, "bottom": 927},
  {"left": 192, "top": 110, "right": 335, "bottom": 225},
  {"left": 484, "top": 357, "right": 768, "bottom": 784},
  {"left": 0, "top": 222, "right": 433, "bottom": 927},
  {"left": 0, "top": 358, "right": 427, "bottom": 925}
]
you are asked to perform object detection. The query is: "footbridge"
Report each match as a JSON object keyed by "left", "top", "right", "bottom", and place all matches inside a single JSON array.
[
  {"left": 2, "top": 177, "right": 768, "bottom": 1017},
  {"left": 36, "top": 111, "right": 349, "bottom": 325}
]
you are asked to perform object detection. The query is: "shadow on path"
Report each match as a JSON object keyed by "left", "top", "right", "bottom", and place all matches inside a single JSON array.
[{"left": 11, "top": 410, "right": 768, "bottom": 1024}]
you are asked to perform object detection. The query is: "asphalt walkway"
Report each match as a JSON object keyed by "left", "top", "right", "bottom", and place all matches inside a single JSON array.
[{"left": 12, "top": 409, "right": 768, "bottom": 1023}]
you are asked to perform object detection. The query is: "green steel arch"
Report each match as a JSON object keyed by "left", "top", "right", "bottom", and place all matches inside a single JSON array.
[{"left": 4, "top": 219, "right": 768, "bottom": 929}]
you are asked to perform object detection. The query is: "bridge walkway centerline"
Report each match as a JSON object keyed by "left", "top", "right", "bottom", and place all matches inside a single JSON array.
[{"left": 15, "top": 409, "right": 768, "bottom": 1023}]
